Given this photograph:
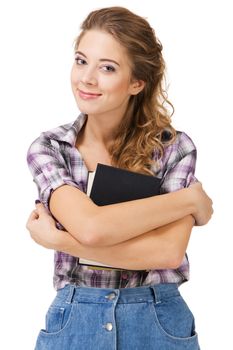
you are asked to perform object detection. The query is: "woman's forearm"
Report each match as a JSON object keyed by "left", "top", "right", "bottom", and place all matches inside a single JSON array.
[
  {"left": 51, "top": 185, "right": 196, "bottom": 247},
  {"left": 55, "top": 215, "right": 194, "bottom": 270},
  {"left": 91, "top": 187, "right": 195, "bottom": 246}
]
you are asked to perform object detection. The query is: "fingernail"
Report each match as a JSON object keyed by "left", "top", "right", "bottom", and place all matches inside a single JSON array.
[{"left": 35, "top": 199, "right": 41, "bottom": 204}]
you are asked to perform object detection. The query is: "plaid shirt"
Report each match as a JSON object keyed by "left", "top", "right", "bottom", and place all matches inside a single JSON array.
[{"left": 27, "top": 113, "right": 197, "bottom": 290}]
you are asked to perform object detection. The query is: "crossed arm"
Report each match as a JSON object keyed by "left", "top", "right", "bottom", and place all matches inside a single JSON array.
[
  {"left": 26, "top": 183, "right": 205, "bottom": 270},
  {"left": 52, "top": 214, "right": 195, "bottom": 270},
  {"left": 26, "top": 131, "right": 213, "bottom": 270}
]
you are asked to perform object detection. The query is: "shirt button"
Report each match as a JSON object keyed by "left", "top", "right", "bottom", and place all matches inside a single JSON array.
[
  {"left": 122, "top": 273, "right": 129, "bottom": 279},
  {"left": 105, "top": 292, "right": 116, "bottom": 300},
  {"left": 104, "top": 323, "right": 113, "bottom": 331}
]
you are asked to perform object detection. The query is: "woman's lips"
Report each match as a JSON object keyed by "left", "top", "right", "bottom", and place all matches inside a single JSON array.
[{"left": 78, "top": 89, "right": 102, "bottom": 100}]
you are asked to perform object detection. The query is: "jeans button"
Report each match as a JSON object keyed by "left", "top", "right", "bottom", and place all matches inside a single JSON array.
[
  {"left": 105, "top": 292, "right": 116, "bottom": 300},
  {"left": 104, "top": 322, "right": 113, "bottom": 331}
]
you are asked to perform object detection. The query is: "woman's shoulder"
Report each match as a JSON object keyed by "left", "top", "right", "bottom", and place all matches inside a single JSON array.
[
  {"left": 174, "top": 130, "right": 196, "bottom": 153},
  {"left": 162, "top": 130, "right": 197, "bottom": 155},
  {"left": 28, "top": 119, "right": 76, "bottom": 150},
  {"left": 152, "top": 130, "right": 197, "bottom": 175},
  {"left": 41, "top": 120, "right": 74, "bottom": 142},
  {"left": 28, "top": 114, "right": 86, "bottom": 151}
]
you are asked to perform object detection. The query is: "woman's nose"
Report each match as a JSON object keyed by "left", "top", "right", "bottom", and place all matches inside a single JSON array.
[{"left": 81, "top": 67, "right": 97, "bottom": 85}]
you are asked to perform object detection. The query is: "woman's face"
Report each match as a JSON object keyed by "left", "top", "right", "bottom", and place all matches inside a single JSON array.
[{"left": 71, "top": 29, "right": 143, "bottom": 118}]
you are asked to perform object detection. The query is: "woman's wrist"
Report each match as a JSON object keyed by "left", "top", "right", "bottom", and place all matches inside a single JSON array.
[
  {"left": 179, "top": 187, "right": 197, "bottom": 217},
  {"left": 53, "top": 228, "right": 83, "bottom": 256}
]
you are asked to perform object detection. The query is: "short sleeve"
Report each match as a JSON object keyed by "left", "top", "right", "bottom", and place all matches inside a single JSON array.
[
  {"left": 26, "top": 136, "right": 81, "bottom": 211},
  {"left": 160, "top": 132, "right": 198, "bottom": 194}
]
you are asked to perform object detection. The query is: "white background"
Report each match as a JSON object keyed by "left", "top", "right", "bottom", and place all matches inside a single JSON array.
[{"left": 0, "top": 0, "right": 232, "bottom": 349}]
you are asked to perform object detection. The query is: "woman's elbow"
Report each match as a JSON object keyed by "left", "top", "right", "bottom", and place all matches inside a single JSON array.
[
  {"left": 146, "top": 252, "right": 184, "bottom": 270},
  {"left": 152, "top": 248, "right": 185, "bottom": 270},
  {"left": 77, "top": 219, "right": 102, "bottom": 247},
  {"left": 166, "top": 251, "right": 185, "bottom": 269}
]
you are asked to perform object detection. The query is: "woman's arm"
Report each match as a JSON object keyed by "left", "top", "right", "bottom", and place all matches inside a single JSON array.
[
  {"left": 49, "top": 182, "right": 212, "bottom": 247},
  {"left": 27, "top": 133, "right": 213, "bottom": 248},
  {"left": 57, "top": 216, "right": 195, "bottom": 270},
  {"left": 26, "top": 202, "right": 194, "bottom": 270}
]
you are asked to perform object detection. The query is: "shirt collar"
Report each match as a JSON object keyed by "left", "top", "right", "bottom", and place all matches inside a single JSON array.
[{"left": 42, "top": 113, "right": 88, "bottom": 147}]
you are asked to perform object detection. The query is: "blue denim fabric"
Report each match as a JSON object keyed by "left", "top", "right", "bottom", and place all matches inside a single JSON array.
[{"left": 35, "top": 283, "right": 200, "bottom": 350}]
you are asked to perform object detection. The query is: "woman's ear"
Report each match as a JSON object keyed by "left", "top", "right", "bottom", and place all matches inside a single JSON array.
[{"left": 130, "top": 80, "right": 145, "bottom": 95}]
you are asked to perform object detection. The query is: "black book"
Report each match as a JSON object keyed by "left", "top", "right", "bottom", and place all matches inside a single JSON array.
[{"left": 78, "top": 163, "right": 161, "bottom": 270}]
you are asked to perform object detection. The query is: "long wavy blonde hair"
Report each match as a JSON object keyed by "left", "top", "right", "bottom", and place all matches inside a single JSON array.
[{"left": 73, "top": 6, "right": 176, "bottom": 176}]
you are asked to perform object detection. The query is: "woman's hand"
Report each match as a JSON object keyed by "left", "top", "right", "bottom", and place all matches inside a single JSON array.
[
  {"left": 26, "top": 201, "right": 61, "bottom": 249},
  {"left": 188, "top": 182, "right": 213, "bottom": 226}
]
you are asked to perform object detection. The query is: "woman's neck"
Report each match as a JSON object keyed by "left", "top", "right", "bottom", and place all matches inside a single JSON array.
[{"left": 80, "top": 114, "right": 120, "bottom": 148}]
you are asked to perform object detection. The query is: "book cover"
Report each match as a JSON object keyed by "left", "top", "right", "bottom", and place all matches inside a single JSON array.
[
  {"left": 89, "top": 163, "right": 161, "bottom": 205},
  {"left": 78, "top": 163, "right": 161, "bottom": 270}
]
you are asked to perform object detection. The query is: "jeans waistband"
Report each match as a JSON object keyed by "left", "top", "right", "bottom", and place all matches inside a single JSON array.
[{"left": 56, "top": 283, "right": 180, "bottom": 305}]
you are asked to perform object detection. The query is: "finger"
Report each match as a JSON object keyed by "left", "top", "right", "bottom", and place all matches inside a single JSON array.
[
  {"left": 29, "top": 209, "right": 39, "bottom": 220},
  {"left": 26, "top": 210, "right": 39, "bottom": 229},
  {"left": 35, "top": 202, "right": 48, "bottom": 214}
]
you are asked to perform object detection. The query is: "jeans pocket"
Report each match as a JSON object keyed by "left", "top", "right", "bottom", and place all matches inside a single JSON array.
[
  {"left": 149, "top": 295, "right": 198, "bottom": 342},
  {"left": 40, "top": 301, "right": 74, "bottom": 336}
]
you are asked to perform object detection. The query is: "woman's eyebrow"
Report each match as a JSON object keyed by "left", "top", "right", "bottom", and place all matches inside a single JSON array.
[{"left": 75, "top": 50, "right": 120, "bottom": 66}]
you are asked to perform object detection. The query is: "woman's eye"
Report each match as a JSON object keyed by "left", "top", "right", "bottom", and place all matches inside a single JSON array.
[
  {"left": 102, "top": 65, "right": 116, "bottom": 72},
  {"left": 74, "top": 58, "right": 115, "bottom": 72},
  {"left": 75, "top": 57, "right": 86, "bottom": 65}
]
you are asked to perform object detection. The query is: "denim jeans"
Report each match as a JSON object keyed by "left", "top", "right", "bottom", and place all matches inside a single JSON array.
[{"left": 35, "top": 283, "right": 200, "bottom": 350}]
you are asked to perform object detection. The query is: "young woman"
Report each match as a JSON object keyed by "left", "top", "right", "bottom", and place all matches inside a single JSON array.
[{"left": 26, "top": 6, "right": 213, "bottom": 350}]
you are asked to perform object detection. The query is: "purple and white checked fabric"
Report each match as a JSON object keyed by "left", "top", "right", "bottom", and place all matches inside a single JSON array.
[{"left": 27, "top": 113, "right": 198, "bottom": 290}]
